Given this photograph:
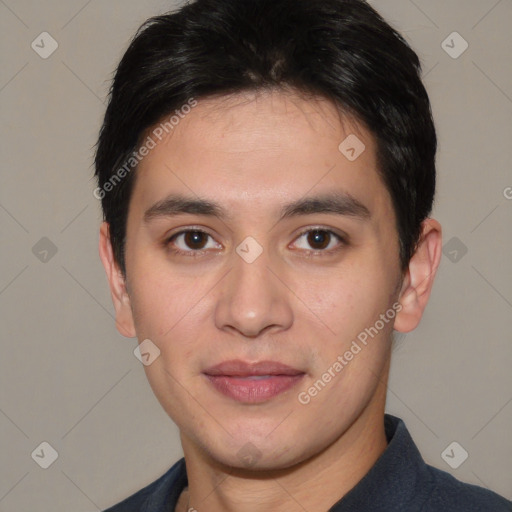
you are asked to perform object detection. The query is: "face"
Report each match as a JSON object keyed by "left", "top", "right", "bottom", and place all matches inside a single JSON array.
[{"left": 106, "top": 90, "right": 407, "bottom": 470}]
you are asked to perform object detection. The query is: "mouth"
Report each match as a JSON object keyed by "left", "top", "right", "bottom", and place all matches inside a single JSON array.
[{"left": 203, "top": 360, "right": 306, "bottom": 403}]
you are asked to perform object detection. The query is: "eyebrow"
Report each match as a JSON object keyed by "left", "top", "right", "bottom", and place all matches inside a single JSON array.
[{"left": 143, "top": 191, "right": 371, "bottom": 223}]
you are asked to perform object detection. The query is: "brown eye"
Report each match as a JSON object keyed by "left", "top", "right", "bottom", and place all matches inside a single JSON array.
[
  {"left": 292, "top": 228, "right": 345, "bottom": 253},
  {"left": 183, "top": 231, "right": 209, "bottom": 249},
  {"left": 307, "top": 230, "right": 332, "bottom": 250},
  {"left": 167, "top": 229, "right": 221, "bottom": 255}
]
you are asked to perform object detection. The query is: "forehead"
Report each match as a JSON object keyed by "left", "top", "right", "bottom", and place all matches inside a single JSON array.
[{"left": 129, "top": 89, "right": 391, "bottom": 222}]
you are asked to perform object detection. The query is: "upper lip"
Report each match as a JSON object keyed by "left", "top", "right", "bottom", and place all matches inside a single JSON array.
[{"left": 204, "top": 360, "right": 304, "bottom": 377}]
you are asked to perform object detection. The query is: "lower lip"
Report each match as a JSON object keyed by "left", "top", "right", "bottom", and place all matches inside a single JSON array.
[{"left": 205, "top": 374, "right": 304, "bottom": 403}]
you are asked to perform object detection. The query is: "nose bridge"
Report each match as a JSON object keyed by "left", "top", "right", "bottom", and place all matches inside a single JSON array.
[{"left": 214, "top": 241, "right": 293, "bottom": 337}]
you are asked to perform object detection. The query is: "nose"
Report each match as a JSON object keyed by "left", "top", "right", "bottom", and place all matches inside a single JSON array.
[{"left": 214, "top": 247, "right": 294, "bottom": 338}]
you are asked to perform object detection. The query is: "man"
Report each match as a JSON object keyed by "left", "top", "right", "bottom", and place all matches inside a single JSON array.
[{"left": 95, "top": 0, "right": 512, "bottom": 510}]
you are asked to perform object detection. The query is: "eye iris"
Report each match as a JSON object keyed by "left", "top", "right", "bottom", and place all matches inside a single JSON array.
[
  {"left": 307, "top": 230, "right": 330, "bottom": 250},
  {"left": 184, "top": 231, "right": 207, "bottom": 249}
]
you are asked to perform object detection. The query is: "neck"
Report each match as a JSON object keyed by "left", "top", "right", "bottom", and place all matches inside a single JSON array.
[{"left": 178, "top": 382, "right": 388, "bottom": 512}]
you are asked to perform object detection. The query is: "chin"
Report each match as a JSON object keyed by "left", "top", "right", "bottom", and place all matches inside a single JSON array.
[{"left": 194, "top": 429, "right": 315, "bottom": 473}]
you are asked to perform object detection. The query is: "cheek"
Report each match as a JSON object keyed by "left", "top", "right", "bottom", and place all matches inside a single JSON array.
[
  {"left": 142, "top": 362, "right": 197, "bottom": 430},
  {"left": 296, "top": 267, "right": 389, "bottom": 333},
  {"left": 127, "top": 267, "right": 215, "bottom": 385},
  {"left": 295, "top": 270, "right": 397, "bottom": 391},
  {"left": 128, "top": 259, "right": 198, "bottom": 337}
]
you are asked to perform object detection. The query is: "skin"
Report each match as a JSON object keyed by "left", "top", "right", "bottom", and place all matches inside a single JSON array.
[{"left": 99, "top": 89, "right": 442, "bottom": 512}]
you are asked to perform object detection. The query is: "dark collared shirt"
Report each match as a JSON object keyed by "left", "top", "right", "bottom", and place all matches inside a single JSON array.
[{"left": 104, "top": 414, "right": 512, "bottom": 511}]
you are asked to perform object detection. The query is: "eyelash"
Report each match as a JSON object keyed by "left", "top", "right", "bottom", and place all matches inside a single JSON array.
[{"left": 164, "top": 227, "right": 347, "bottom": 258}]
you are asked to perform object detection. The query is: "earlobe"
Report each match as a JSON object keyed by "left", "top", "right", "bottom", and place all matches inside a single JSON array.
[
  {"left": 98, "top": 221, "right": 137, "bottom": 338},
  {"left": 394, "top": 218, "right": 442, "bottom": 333}
]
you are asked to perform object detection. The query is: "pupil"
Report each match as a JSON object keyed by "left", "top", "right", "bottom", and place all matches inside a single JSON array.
[
  {"left": 308, "top": 230, "right": 329, "bottom": 249},
  {"left": 185, "top": 231, "right": 206, "bottom": 249}
]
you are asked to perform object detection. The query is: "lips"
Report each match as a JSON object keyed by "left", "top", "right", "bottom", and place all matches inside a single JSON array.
[
  {"left": 204, "top": 360, "right": 305, "bottom": 377},
  {"left": 203, "top": 360, "right": 305, "bottom": 403}
]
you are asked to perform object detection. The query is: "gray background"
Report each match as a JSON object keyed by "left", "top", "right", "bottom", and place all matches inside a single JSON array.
[{"left": 1, "top": 0, "right": 511, "bottom": 510}]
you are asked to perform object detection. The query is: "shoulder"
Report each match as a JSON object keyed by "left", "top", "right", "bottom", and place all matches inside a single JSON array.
[
  {"left": 102, "top": 458, "right": 187, "bottom": 512},
  {"left": 420, "top": 463, "right": 512, "bottom": 512}
]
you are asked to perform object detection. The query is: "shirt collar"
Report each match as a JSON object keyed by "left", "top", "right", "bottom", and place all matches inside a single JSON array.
[{"left": 328, "top": 414, "right": 432, "bottom": 511}]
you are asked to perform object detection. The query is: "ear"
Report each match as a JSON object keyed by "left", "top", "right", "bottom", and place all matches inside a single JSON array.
[
  {"left": 98, "top": 221, "right": 136, "bottom": 338},
  {"left": 394, "top": 218, "right": 442, "bottom": 333}
]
